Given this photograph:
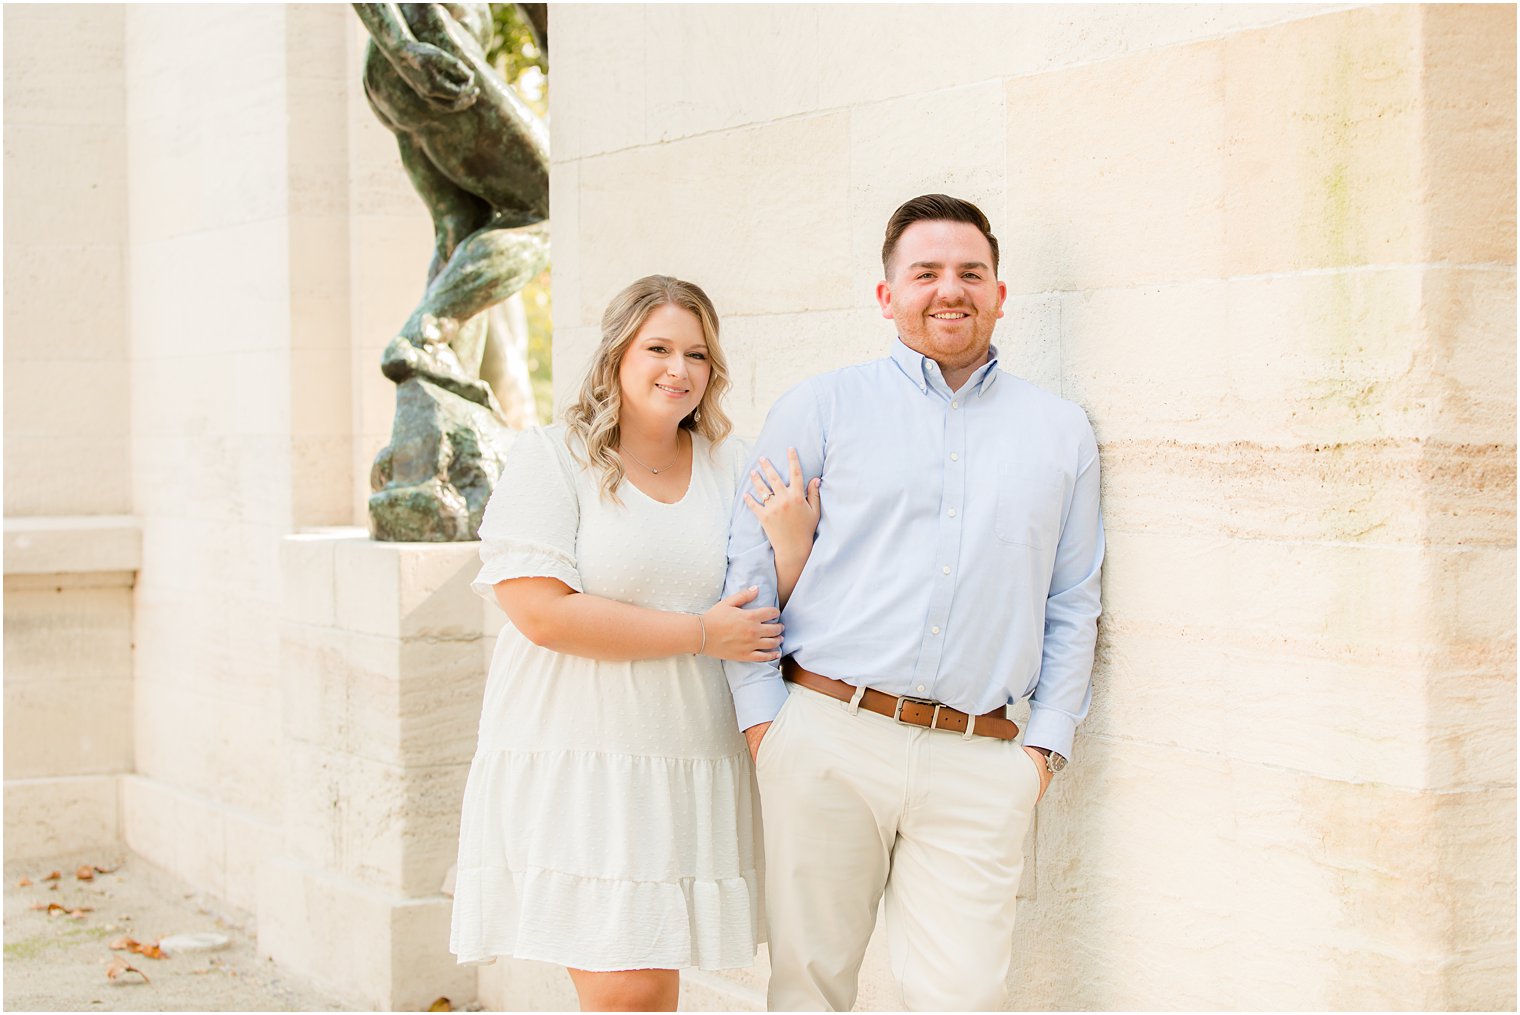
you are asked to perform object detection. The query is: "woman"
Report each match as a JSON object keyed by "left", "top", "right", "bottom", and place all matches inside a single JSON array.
[{"left": 449, "top": 275, "right": 819, "bottom": 1011}]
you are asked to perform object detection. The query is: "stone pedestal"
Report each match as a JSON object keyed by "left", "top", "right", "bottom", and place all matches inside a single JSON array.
[{"left": 259, "top": 530, "right": 491, "bottom": 1011}]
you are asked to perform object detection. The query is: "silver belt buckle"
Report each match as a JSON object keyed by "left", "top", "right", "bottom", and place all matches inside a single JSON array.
[{"left": 893, "top": 695, "right": 940, "bottom": 729}]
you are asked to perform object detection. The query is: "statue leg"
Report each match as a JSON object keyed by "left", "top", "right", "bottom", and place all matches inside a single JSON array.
[
  {"left": 381, "top": 220, "right": 549, "bottom": 411},
  {"left": 393, "top": 133, "right": 493, "bottom": 284}
]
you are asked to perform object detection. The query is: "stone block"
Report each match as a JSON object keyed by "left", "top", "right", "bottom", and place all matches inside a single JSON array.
[
  {"left": 281, "top": 621, "right": 486, "bottom": 768},
  {"left": 1425, "top": 664, "right": 1516, "bottom": 789},
  {"left": 280, "top": 531, "right": 342, "bottom": 626},
  {"left": 287, "top": 245, "right": 352, "bottom": 355},
  {"left": 547, "top": 6, "right": 647, "bottom": 161},
  {"left": 1016, "top": 737, "right": 1489, "bottom": 1009},
  {"left": 1420, "top": 5, "right": 1516, "bottom": 266},
  {"left": 121, "top": 773, "right": 230, "bottom": 900},
  {"left": 1062, "top": 281, "right": 1231, "bottom": 443},
  {"left": 131, "top": 679, "right": 282, "bottom": 821},
  {"left": 1421, "top": 267, "right": 1517, "bottom": 446},
  {"left": 5, "top": 359, "right": 130, "bottom": 440},
  {"left": 3, "top": 436, "right": 132, "bottom": 518},
  {"left": 332, "top": 538, "right": 487, "bottom": 641},
  {"left": 121, "top": 780, "right": 278, "bottom": 913},
  {"left": 1222, "top": 7, "right": 1424, "bottom": 276},
  {"left": 258, "top": 851, "right": 476, "bottom": 1012},
  {"left": 2, "top": 241, "right": 127, "bottom": 364},
  {"left": 1005, "top": 37, "right": 1226, "bottom": 294},
  {"left": 547, "top": 324, "right": 600, "bottom": 417},
  {"left": 477, "top": 958, "right": 576, "bottom": 1011},
  {"left": 5, "top": 677, "right": 133, "bottom": 780},
  {"left": 291, "top": 434, "right": 357, "bottom": 529},
  {"left": 848, "top": 80, "right": 1008, "bottom": 291},
  {"left": 1089, "top": 617, "right": 1433, "bottom": 786},
  {"left": 641, "top": 5, "right": 820, "bottom": 144},
  {"left": 3, "top": 581, "right": 133, "bottom": 685},
  {"left": 2, "top": 516, "right": 141, "bottom": 577},
  {"left": 2, "top": 122, "right": 126, "bottom": 239},
  {"left": 547, "top": 159, "right": 583, "bottom": 327},
  {"left": 3, "top": 774, "right": 119, "bottom": 860},
  {"left": 574, "top": 113, "right": 853, "bottom": 325},
  {"left": 716, "top": 309, "right": 883, "bottom": 437},
  {"left": 814, "top": 5, "right": 1332, "bottom": 114},
  {"left": 1224, "top": 268, "right": 1428, "bottom": 445},
  {"left": 998, "top": 295, "right": 1062, "bottom": 397},
  {"left": 281, "top": 740, "right": 470, "bottom": 897},
  {"left": 3, "top": 5, "right": 124, "bottom": 128}
]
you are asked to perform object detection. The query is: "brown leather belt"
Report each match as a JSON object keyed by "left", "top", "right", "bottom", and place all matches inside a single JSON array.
[{"left": 782, "top": 657, "right": 1019, "bottom": 741}]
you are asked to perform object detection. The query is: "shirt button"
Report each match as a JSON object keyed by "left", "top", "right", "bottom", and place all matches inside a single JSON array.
[
  {"left": 950, "top": 452, "right": 959, "bottom": 461},
  {"left": 942, "top": 565, "right": 951, "bottom": 575},
  {"left": 917, "top": 684, "right": 926, "bottom": 692},
  {"left": 931, "top": 626, "right": 941, "bottom": 635},
  {"left": 951, "top": 400, "right": 959, "bottom": 409},
  {"left": 948, "top": 508, "right": 957, "bottom": 518}
]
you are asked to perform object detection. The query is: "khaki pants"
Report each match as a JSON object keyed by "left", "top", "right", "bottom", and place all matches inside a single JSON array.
[{"left": 755, "top": 683, "right": 1042, "bottom": 1011}]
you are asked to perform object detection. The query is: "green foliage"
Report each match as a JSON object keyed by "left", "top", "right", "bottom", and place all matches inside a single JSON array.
[
  {"left": 487, "top": 4, "right": 548, "bottom": 118},
  {"left": 522, "top": 266, "right": 554, "bottom": 423},
  {"left": 484, "top": 4, "right": 552, "bottom": 421}
]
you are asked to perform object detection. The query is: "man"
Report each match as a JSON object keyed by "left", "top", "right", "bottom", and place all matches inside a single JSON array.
[{"left": 722, "top": 194, "right": 1104, "bottom": 1011}]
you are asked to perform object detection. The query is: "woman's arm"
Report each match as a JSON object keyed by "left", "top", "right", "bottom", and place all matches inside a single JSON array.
[
  {"left": 497, "top": 577, "right": 784, "bottom": 663},
  {"left": 744, "top": 448, "right": 822, "bottom": 607}
]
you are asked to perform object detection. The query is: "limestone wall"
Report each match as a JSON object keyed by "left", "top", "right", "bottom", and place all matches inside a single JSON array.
[
  {"left": 2, "top": 5, "right": 138, "bottom": 860},
  {"left": 2, "top": 3, "right": 1512, "bottom": 1011},
  {"left": 542, "top": 4, "right": 1516, "bottom": 1010},
  {"left": 112, "top": 6, "right": 424, "bottom": 910}
]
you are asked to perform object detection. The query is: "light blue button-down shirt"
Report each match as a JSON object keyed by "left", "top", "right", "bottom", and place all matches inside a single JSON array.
[{"left": 721, "top": 338, "right": 1104, "bottom": 759}]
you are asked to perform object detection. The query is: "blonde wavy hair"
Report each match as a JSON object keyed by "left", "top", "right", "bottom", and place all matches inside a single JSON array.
[{"left": 564, "top": 275, "right": 734, "bottom": 502}]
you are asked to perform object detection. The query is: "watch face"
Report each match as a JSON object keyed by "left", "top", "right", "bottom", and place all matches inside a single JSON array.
[{"left": 1048, "top": 753, "right": 1068, "bottom": 774}]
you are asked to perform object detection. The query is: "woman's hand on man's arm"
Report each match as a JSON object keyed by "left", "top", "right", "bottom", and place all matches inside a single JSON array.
[{"left": 497, "top": 578, "right": 783, "bottom": 663}]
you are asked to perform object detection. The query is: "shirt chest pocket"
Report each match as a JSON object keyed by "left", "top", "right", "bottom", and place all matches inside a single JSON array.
[{"left": 994, "top": 469, "right": 1066, "bottom": 549}]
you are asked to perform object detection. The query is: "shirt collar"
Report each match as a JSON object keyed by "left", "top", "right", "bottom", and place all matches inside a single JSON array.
[{"left": 889, "top": 337, "right": 1001, "bottom": 398}]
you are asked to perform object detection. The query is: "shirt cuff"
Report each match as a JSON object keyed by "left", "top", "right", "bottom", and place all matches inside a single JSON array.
[
  {"left": 1023, "top": 704, "right": 1077, "bottom": 761},
  {"left": 731, "top": 673, "right": 790, "bottom": 731}
]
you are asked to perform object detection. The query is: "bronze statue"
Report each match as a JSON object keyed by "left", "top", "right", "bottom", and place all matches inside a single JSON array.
[{"left": 356, "top": 3, "right": 550, "bottom": 541}]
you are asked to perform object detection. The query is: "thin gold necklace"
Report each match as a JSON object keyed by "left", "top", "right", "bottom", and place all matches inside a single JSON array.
[{"left": 620, "top": 432, "right": 684, "bottom": 474}]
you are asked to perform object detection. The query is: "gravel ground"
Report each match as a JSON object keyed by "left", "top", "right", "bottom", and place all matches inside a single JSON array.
[{"left": 3, "top": 850, "right": 367, "bottom": 1012}]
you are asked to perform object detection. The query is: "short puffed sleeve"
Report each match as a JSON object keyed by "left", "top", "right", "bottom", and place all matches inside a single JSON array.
[{"left": 472, "top": 426, "right": 584, "bottom": 600}]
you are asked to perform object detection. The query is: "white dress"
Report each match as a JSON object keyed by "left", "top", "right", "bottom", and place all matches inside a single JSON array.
[{"left": 449, "top": 424, "right": 763, "bottom": 972}]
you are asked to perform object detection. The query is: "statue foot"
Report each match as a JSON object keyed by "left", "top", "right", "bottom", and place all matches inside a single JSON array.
[{"left": 381, "top": 334, "right": 503, "bottom": 415}]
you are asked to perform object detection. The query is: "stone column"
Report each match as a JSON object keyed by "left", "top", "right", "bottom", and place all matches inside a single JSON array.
[{"left": 260, "top": 530, "right": 490, "bottom": 1011}]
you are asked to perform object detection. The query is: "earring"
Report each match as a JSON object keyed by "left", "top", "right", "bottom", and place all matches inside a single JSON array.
[{"left": 693, "top": 408, "right": 702, "bottom": 425}]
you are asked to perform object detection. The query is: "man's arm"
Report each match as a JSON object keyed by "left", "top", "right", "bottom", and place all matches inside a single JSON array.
[
  {"left": 723, "top": 380, "right": 827, "bottom": 734},
  {"left": 1023, "top": 413, "right": 1104, "bottom": 762}
]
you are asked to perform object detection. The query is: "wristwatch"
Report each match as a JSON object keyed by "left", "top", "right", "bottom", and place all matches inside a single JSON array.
[{"left": 1030, "top": 746, "right": 1068, "bottom": 775}]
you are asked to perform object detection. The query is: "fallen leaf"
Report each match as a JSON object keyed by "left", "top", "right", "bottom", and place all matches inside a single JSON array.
[
  {"left": 428, "top": 998, "right": 452, "bottom": 1012},
  {"left": 134, "top": 942, "right": 166, "bottom": 960},
  {"left": 44, "top": 902, "right": 67, "bottom": 915},
  {"left": 17, "top": 877, "right": 32, "bottom": 887},
  {"left": 68, "top": 908, "right": 91, "bottom": 919},
  {"left": 42, "top": 870, "right": 61, "bottom": 881},
  {"left": 105, "top": 956, "right": 150, "bottom": 985},
  {"left": 109, "top": 936, "right": 139, "bottom": 951},
  {"left": 92, "top": 863, "right": 121, "bottom": 875},
  {"left": 76, "top": 865, "right": 95, "bottom": 881}
]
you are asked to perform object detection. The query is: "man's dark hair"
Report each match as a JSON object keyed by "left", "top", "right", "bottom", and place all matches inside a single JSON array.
[{"left": 881, "top": 194, "right": 1000, "bottom": 277}]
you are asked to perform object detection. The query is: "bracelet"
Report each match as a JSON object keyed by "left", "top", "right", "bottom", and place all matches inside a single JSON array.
[{"left": 694, "top": 615, "right": 707, "bottom": 656}]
